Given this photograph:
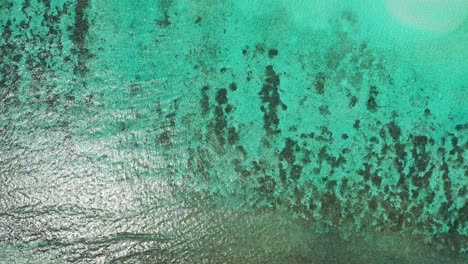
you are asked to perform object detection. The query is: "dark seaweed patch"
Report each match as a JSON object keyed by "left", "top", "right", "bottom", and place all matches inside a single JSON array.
[
  {"left": 156, "top": 0, "right": 172, "bottom": 27},
  {"left": 320, "top": 192, "right": 341, "bottom": 224},
  {"left": 157, "top": 130, "right": 171, "bottom": 146},
  {"left": 440, "top": 162, "right": 452, "bottom": 202},
  {"left": 366, "top": 85, "right": 379, "bottom": 112},
  {"left": 233, "top": 159, "right": 250, "bottom": 178},
  {"left": 394, "top": 143, "right": 406, "bottom": 160},
  {"left": 46, "top": 92, "right": 60, "bottom": 108},
  {"left": 200, "top": 86, "right": 210, "bottom": 115},
  {"left": 424, "top": 108, "right": 431, "bottom": 116},
  {"left": 225, "top": 103, "right": 234, "bottom": 112},
  {"left": 412, "top": 165, "right": 433, "bottom": 188},
  {"left": 357, "top": 163, "right": 372, "bottom": 182},
  {"left": 314, "top": 72, "right": 326, "bottom": 95},
  {"left": 255, "top": 43, "right": 265, "bottom": 54},
  {"left": 386, "top": 121, "right": 401, "bottom": 140},
  {"left": 229, "top": 82, "right": 237, "bottom": 91},
  {"left": 166, "top": 112, "right": 176, "bottom": 128},
  {"left": 227, "top": 126, "right": 239, "bottom": 145},
  {"left": 366, "top": 96, "right": 377, "bottom": 112},
  {"left": 225, "top": 104, "right": 232, "bottom": 113},
  {"left": 411, "top": 135, "right": 429, "bottom": 171},
  {"left": 349, "top": 95, "right": 358, "bottom": 108},
  {"left": 265, "top": 65, "right": 279, "bottom": 86},
  {"left": 130, "top": 84, "right": 141, "bottom": 96},
  {"left": 291, "top": 165, "right": 302, "bottom": 180},
  {"left": 268, "top": 48, "right": 278, "bottom": 58},
  {"left": 1, "top": 20, "right": 12, "bottom": 41},
  {"left": 259, "top": 65, "right": 285, "bottom": 134},
  {"left": 215, "top": 88, "right": 228, "bottom": 105},
  {"left": 71, "top": 0, "right": 90, "bottom": 74},
  {"left": 454, "top": 123, "right": 468, "bottom": 131},
  {"left": 371, "top": 173, "right": 382, "bottom": 187},
  {"left": 257, "top": 176, "right": 276, "bottom": 194},
  {"left": 279, "top": 138, "right": 297, "bottom": 165},
  {"left": 369, "top": 197, "right": 378, "bottom": 211},
  {"left": 353, "top": 120, "right": 360, "bottom": 129},
  {"left": 317, "top": 146, "right": 344, "bottom": 168},
  {"left": 0, "top": 21, "right": 21, "bottom": 108},
  {"left": 213, "top": 106, "right": 227, "bottom": 146},
  {"left": 449, "top": 136, "right": 464, "bottom": 164},
  {"left": 242, "top": 46, "right": 249, "bottom": 55},
  {"left": 318, "top": 105, "right": 330, "bottom": 115}
]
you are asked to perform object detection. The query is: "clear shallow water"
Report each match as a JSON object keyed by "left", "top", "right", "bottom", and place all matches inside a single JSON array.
[{"left": 0, "top": 0, "right": 467, "bottom": 263}]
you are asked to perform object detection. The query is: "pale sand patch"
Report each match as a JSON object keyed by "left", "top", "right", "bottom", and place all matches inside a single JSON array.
[{"left": 385, "top": 0, "right": 468, "bottom": 32}]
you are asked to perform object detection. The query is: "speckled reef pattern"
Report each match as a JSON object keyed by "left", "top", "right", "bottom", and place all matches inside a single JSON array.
[{"left": 0, "top": 0, "right": 467, "bottom": 263}]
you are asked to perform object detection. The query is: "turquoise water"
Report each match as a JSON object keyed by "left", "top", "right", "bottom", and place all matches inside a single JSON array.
[{"left": 0, "top": 0, "right": 467, "bottom": 263}]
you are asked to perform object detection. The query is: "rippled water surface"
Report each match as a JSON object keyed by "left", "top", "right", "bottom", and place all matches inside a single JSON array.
[{"left": 1, "top": 0, "right": 467, "bottom": 263}]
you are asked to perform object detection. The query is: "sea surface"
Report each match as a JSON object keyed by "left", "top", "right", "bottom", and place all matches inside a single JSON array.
[{"left": 0, "top": 0, "right": 467, "bottom": 263}]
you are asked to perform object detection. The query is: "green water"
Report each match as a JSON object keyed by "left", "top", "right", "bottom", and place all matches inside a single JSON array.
[{"left": 0, "top": 0, "right": 467, "bottom": 263}]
